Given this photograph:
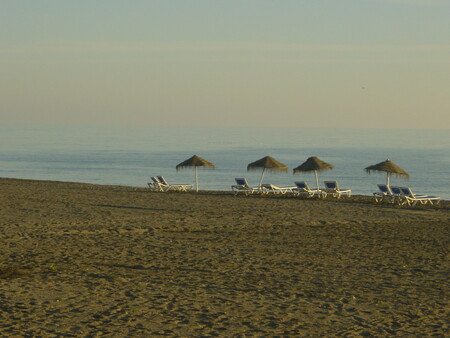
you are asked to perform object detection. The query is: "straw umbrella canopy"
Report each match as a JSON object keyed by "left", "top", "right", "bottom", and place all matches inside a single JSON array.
[
  {"left": 176, "top": 155, "right": 215, "bottom": 192},
  {"left": 247, "top": 156, "right": 288, "bottom": 186},
  {"left": 293, "top": 156, "right": 334, "bottom": 191},
  {"left": 365, "top": 159, "right": 409, "bottom": 186}
]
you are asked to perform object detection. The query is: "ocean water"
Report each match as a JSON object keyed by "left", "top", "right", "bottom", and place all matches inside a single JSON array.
[{"left": 0, "top": 126, "right": 449, "bottom": 200}]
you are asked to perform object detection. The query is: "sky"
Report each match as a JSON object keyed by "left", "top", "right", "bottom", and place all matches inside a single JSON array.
[{"left": 1, "top": 0, "right": 449, "bottom": 129}]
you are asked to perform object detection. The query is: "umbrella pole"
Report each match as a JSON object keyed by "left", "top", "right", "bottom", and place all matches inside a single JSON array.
[
  {"left": 386, "top": 172, "right": 390, "bottom": 187},
  {"left": 314, "top": 170, "right": 320, "bottom": 191},
  {"left": 195, "top": 167, "right": 198, "bottom": 192},
  {"left": 258, "top": 168, "right": 265, "bottom": 187}
]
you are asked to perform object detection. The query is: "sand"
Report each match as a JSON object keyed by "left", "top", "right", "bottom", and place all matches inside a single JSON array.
[{"left": 0, "top": 177, "right": 448, "bottom": 336}]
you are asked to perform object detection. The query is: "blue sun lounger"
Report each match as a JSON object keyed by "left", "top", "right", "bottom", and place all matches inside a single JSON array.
[
  {"left": 373, "top": 184, "right": 393, "bottom": 203},
  {"left": 148, "top": 176, "right": 192, "bottom": 192},
  {"left": 323, "top": 181, "right": 351, "bottom": 198},
  {"left": 232, "top": 178, "right": 261, "bottom": 195},
  {"left": 294, "top": 181, "right": 325, "bottom": 198},
  {"left": 400, "top": 187, "right": 441, "bottom": 206}
]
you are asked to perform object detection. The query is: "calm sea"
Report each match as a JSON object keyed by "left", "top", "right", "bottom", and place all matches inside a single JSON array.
[{"left": 0, "top": 126, "right": 449, "bottom": 200}]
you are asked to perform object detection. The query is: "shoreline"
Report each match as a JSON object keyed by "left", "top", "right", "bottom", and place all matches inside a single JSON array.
[{"left": 0, "top": 177, "right": 448, "bottom": 336}]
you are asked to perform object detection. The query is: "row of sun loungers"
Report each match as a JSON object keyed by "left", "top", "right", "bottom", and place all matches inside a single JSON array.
[
  {"left": 148, "top": 176, "right": 441, "bottom": 206},
  {"left": 234, "top": 180, "right": 439, "bottom": 204},
  {"left": 373, "top": 184, "right": 441, "bottom": 206},
  {"left": 232, "top": 179, "right": 441, "bottom": 206},
  {"left": 232, "top": 178, "right": 352, "bottom": 199}
]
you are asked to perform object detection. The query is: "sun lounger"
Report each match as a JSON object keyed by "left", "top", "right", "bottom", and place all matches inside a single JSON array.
[
  {"left": 293, "top": 181, "right": 325, "bottom": 198},
  {"left": 390, "top": 186, "right": 406, "bottom": 205},
  {"left": 157, "top": 176, "right": 193, "bottom": 192},
  {"left": 373, "top": 184, "right": 393, "bottom": 203},
  {"left": 148, "top": 176, "right": 165, "bottom": 191},
  {"left": 400, "top": 187, "right": 441, "bottom": 206},
  {"left": 260, "top": 183, "right": 296, "bottom": 195},
  {"left": 323, "top": 181, "right": 351, "bottom": 198},
  {"left": 232, "top": 178, "right": 261, "bottom": 195}
]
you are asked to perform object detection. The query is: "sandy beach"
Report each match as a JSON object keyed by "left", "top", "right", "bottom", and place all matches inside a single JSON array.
[{"left": 0, "top": 177, "right": 448, "bottom": 336}]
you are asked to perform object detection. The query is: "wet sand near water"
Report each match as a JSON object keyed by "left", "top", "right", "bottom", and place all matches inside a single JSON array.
[{"left": 0, "top": 178, "right": 449, "bottom": 336}]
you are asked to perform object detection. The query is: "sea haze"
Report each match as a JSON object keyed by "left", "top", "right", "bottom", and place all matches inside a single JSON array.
[{"left": 0, "top": 126, "right": 449, "bottom": 199}]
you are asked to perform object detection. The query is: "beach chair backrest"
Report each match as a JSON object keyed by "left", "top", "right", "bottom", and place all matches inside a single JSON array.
[
  {"left": 151, "top": 176, "right": 159, "bottom": 184},
  {"left": 400, "top": 187, "right": 413, "bottom": 197},
  {"left": 157, "top": 176, "right": 169, "bottom": 185},
  {"left": 324, "top": 181, "right": 337, "bottom": 190},
  {"left": 295, "top": 181, "right": 308, "bottom": 190},
  {"left": 235, "top": 178, "right": 248, "bottom": 187},
  {"left": 391, "top": 186, "right": 402, "bottom": 195},
  {"left": 377, "top": 184, "right": 390, "bottom": 194}
]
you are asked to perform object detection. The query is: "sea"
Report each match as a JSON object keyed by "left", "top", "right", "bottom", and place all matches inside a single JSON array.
[{"left": 0, "top": 126, "right": 449, "bottom": 200}]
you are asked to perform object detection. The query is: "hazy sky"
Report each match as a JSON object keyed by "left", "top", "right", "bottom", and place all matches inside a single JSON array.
[{"left": 1, "top": 0, "right": 449, "bottom": 129}]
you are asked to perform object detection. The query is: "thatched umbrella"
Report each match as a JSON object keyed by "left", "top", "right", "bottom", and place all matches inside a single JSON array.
[
  {"left": 365, "top": 159, "right": 409, "bottom": 186},
  {"left": 247, "top": 156, "right": 288, "bottom": 186},
  {"left": 176, "top": 155, "right": 215, "bottom": 192},
  {"left": 293, "top": 156, "right": 333, "bottom": 191}
]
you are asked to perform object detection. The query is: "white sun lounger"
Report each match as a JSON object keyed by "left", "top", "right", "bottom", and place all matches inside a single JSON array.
[
  {"left": 156, "top": 176, "right": 193, "bottom": 192},
  {"left": 373, "top": 184, "right": 393, "bottom": 203},
  {"left": 232, "top": 178, "right": 260, "bottom": 195},
  {"left": 148, "top": 176, "right": 165, "bottom": 191},
  {"left": 400, "top": 187, "right": 441, "bottom": 206},
  {"left": 260, "top": 183, "right": 296, "bottom": 195},
  {"left": 293, "top": 181, "right": 325, "bottom": 198},
  {"left": 390, "top": 186, "right": 407, "bottom": 205},
  {"left": 323, "top": 181, "right": 351, "bottom": 198}
]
